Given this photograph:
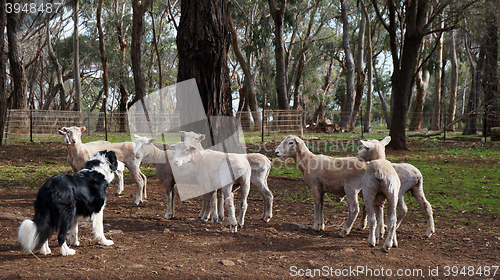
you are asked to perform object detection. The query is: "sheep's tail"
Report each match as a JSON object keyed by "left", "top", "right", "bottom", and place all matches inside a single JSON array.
[
  {"left": 18, "top": 212, "right": 53, "bottom": 251},
  {"left": 374, "top": 169, "right": 385, "bottom": 180}
]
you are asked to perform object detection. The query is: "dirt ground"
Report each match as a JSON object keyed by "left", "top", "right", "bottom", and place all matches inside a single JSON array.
[{"left": 0, "top": 142, "right": 499, "bottom": 279}]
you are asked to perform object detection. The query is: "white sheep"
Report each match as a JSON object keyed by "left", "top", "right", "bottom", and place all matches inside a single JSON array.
[
  {"left": 133, "top": 135, "right": 198, "bottom": 219},
  {"left": 172, "top": 141, "right": 251, "bottom": 233},
  {"left": 58, "top": 126, "right": 147, "bottom": 205},
  {"left": 275, "top": 135, "right": 368, "bottom": 236},
  {"left": 356, "top": 137, "right": 435, "bottom": 238},
  {"left": 358, "top": 137, "right": 401, "bottom": 251},
  {"left": 57, "top": 128, "right": 125, "bottom": 193},
  {"left": 181, "top": 131, "right": 273, "bottom": 222}
]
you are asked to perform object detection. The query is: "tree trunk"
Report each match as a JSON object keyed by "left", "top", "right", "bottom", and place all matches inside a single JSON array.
[
  {"left": 228, "top": 8, "right": 261, "bottom": 129},
  {"left": 177, "top": 0, "right": 232, "bottom": 146},
  {"left": 388, "top": 0, "right": 429, "bottom": 150},
  {"left": 447, "top": 30, "right": 458, "bottom": 132},
  {"left": 96, "top": 0, "right": 109, "bottom": 132},
  {"left": 373, "top": 66, "right": 391, "bottom": 128},
  {"left": 6, "top": 0, "right": 28, "bottom": 110},
  {"left": 340, "top": 0, "right": 355, "bottom": 130},
  {"left": 361, "top": 0, "right": 372, "bottom": 132},
  {"left": 430, "top": 26, "right": 444, "bottom": 131},
  {"left": 0, "top": 0, "right": 8, "bottom": 145},
  {"left": 73, "top": 0, "right": 82, "bottom": 111},
  {"left": 409, "top": 68, "right": 430, "bottom": 131},
  {"left": 482, "top": 0, "right": 499, "bottom": 135},
  {"left": 268, "top": 0, "right": 288, "bottom": 110},
  {"left": 44, "top": 14, "right": 66, "bottom": 111},
  {"left": 348, "top": 10, "right": 366, "bottom": 131},
  {"left": 115, "top": 0, "right": 129, "bottom": 132},
  {"left": 129, "top": 0, "right": 152, "bottom": 108},
  {"left": 463, "top": 32, "right": 483, "bottom": 135}
]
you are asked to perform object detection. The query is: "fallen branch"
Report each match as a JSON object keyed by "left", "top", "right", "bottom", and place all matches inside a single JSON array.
[{"left": 408, "top": 111, "right": 477, "bottom": 137}]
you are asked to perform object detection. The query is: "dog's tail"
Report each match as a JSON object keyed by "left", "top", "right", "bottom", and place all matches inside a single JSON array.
[
  {"left": 18, "top": 213, "right": 54, "bottom": 251},
  {"left": 18, "top": 219, "right": 39, "bottom": 251}
]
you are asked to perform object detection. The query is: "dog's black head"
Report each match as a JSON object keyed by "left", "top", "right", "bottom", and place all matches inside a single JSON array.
[{"left": 99, "top": 150, "right": 119, "bottom": 171}]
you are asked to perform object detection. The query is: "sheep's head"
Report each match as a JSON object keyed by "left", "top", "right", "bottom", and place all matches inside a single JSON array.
[
  {"left": 57, "top": 128, "right": 70, "bottom": 144},
  {"left": 58, "top": 126, "right": 85, "bottom": 145},
  {"left": 357, "top": 136, "right": 391, "bottom": 162},
  {"left": 275, "top": 135, "right": 301, "bottom": 158},
  {"left": 173, "top": 141, "right": 197, "bottom": 166},
  {"left": 134, "top": 134, "right": 156, "bottom": 160},
  {"left": 181, "top": 131, "right": 205, "bottom": 150}
]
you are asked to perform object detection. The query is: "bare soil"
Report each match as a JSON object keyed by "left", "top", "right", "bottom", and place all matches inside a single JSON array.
[{"left": 1, "top": 142, "right": 499, "bottom": 279}]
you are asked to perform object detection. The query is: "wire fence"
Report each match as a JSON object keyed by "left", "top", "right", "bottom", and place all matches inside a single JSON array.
[{"left": 2, "top": 109, "right": 491, "bottom": 143}]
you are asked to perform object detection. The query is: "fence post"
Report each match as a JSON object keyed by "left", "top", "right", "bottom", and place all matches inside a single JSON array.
[{"left": 29, "top": 109, "right": 33, "bottom": 142}]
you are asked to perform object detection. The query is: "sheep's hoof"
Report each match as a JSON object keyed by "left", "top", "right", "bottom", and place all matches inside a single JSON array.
[
  {"left": 425, "top": 229, "right": 434, "bottom": 238},
  {"left": 134, "top": 199, "right": 142, "bottom": 205},
  {"left": 338, "top": 230, "right": 348, "bottom": 238},
  {"left": 230, "top": 225, "right": 238, "bottom": 233},
  {"left": 262, "top": 215, "right": 272, "bottom": 223},
  {"left": 381, "top": 245, "right": 391, "bottom": 252},
  {"left": 313, "top": 224, "right": 324, "bottom": 232},
  {"left": 70, "top": 239, "right": 80, "bottom": 247},
  {"left": 164, "top": 213, "right": 174, "bottom": 220}
]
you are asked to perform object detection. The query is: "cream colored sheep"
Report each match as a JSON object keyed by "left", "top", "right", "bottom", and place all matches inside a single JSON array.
[
  {"left": 357, "top": 137, "right": 435, "bottom": 238},
  {"left": 58, "top": 126, "right": 147, "bottom": 205},
  {"left": 133, "top": 135, "right": 198, "bottom": 219},
  {"left": 181, "top": 131, "right": 273, "bottom": 222},
  {"left": 172, "top": 141, "right": 251, "bottom": 233},
  {"left": 358, "top": 137, "right": 401, "bottom": 251},
  {"left": 275, "top": 135, "right": 368, "bottom": 236},
  {"left": 57, "top": 128, "right": 125, "bottom": 193}
]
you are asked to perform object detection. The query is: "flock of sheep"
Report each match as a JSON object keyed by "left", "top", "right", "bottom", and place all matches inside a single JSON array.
[{"left": 56, "top": 126, "right": 434, "bottom": 252}]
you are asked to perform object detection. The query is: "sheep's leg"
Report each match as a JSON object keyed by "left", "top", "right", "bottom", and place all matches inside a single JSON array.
[
  {"left": 411, "top": 186, "right": 435, "bottom": 238},
  {"left": 364, "top": 196, "right": 377, "bottom": 247},
  {"left": 164, "top": 180, "right": 175, "bottom": 219},
  {"left": 209, "top": 191, "right": 219, "bottom": 224},
  {"left": 237, "top": 181, "right": 251, "bottom": 229},
  {"left": 128, "top": 164, "right": 146, "bottom": 205},
  {"left": 198, "top": 198, "right": 207, "bottom": 218},
  {"left": 375, "top": 204, "right": 384, "bottom": 240},
  {"left": 69, "top": 219, "right": 80, "bottom": 246},
  {"left": 253, "top": 177, "right": 274, "bottom": 223},
  {"left": 223, "top": 186, "right": 238, "bottom": 233},
  {"left": 217, "top": 189, "right": 225, "bottom": 222},
  {"left": 91, "top": 208, "right": 114, "bottom": 246},
  {"left": 115, "top": 170, "right": 124, "bottom": 195},
  {"left": 140, "top": 170, "right": 147, "bottom": 200},
  {"left": 382, "top": 191, "right": 398, "bottom": 252},
  {"left": 357, "top": 204, "right": 367, "bottom": 230},
  {"left": 339, "top": 189, "right": 360, "bottom": 237},
  {"left": 200, "top": 193, "right": 212, "bottom": 221},
  {"left": 396, "top": 194, "right": 408, "bottom": 230},
  {"left": 311, "top": 188, "right": 325, "bottom": 231}
]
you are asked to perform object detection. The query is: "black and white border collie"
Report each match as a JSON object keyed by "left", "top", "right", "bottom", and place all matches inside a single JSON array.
[{"left": 18, "top": 150, "right": 125, "bottom": 256}]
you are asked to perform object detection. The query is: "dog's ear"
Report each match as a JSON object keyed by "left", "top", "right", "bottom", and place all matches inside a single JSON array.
[{"left": 104, "top": 150, "right": 119, "bottom": 171}]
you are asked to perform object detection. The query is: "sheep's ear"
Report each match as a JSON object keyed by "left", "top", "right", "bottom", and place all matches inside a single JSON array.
[
  {"left": 149, "top": 138, "right": 156, "bottom": 144},
  {"left": 380, "top": 136, "right": 391, "bottom": 146},
  {"left": 360, "top": 140, "right": 374, "bottom": 149},
  {"left": 199, "top": 134, "right": 205, "bottom": 141},
  {"left": 189, "top": 145, "right": 196, "bottom": 151},
  {"left": 57, "top": 129, "right": 66, "bottom": 135},
  {"left": 80, "top": 127, "right": 87, "bottom": 132},
  {"left": 180, "top": 131, "right": 186, "bottom": 137}
]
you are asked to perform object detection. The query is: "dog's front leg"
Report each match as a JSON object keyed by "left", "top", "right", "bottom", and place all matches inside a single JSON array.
[{"left": 91, "top": 207, "right": 114, "bottom": 246}]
